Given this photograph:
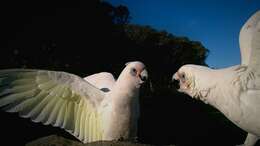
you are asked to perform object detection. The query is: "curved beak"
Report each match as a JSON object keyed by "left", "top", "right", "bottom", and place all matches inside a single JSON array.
[
  {"left": 172, "top": 73, "right": 180, "bottom": 89},
  {"left": 139, "top": 69, "right": 148, "bottom": 83}
]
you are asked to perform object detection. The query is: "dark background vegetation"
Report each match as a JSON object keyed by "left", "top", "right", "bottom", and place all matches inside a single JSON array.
[{"left": 0, "top": 0, "right": 249, "bottom": 146}]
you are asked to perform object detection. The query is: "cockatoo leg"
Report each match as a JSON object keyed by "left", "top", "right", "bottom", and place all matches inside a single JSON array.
[{"left": 237, "top": 133, "right": 259, "bottom": 146}]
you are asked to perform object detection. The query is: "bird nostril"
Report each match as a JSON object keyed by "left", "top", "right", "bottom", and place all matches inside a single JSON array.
[{"left": 172, "top": 79, "right": 180, "bottom": 89}]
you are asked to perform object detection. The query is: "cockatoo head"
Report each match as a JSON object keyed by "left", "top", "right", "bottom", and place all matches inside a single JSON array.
[
  {"left": 120, "top": 61, "right": 148, "bottom": 88},
  {"left": 172, "top": 64, "right": 214, "bottom": 102}
]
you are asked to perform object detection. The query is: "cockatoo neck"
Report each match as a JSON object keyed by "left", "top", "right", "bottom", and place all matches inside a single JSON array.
[
  {"left": 205, "top": 65, "right": 242, "bottom": 109},
  {"left": 111, "top": 71, "right": 140, "bottom": 108},
  {"left": 191, "top": 68, "right": 218, "bottom": 104},
  {"left": 195, "top": 66, "right": 240, "bottom": 107}
]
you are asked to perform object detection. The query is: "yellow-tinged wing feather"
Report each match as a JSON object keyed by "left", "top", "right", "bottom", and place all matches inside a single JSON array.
[{"left": 0, "top": 69, "right": 105, "bottom": 143}]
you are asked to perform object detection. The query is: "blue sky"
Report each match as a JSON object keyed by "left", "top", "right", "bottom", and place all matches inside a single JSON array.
[{"left": 108, "top": 0, "right": 260, "bottom": 68}]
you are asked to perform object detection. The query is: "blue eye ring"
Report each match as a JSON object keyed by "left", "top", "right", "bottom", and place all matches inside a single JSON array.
[
  {"left": 130, "top": 68, "right": 137, "bottom": 76},
  {"left": 132, "top": 68, "right": 137, "bottom": 73}
]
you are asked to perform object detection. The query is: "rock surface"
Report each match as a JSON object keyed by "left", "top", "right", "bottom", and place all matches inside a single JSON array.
[{"left": 26, "top": 135, "right": 160, "bottom": 146}]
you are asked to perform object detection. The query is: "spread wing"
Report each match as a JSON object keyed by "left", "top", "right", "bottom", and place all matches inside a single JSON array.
[
  {"left": 236, "top": 11, "right": 260, "bottom": 90},
  {"left": 248, "top": 11, "right": 260, "bottom": 70},
  {"left": 0, "top": 69, "right": 106, "bottom": 143},
  {"left": 84, "top": 72, "right": 115, "bottom": 92},
  {"left": 239, "top": 11, "right": 260, "bottom": 65},
  {"left": 246, "top": 11, "right": 260, "bottom": 89}
]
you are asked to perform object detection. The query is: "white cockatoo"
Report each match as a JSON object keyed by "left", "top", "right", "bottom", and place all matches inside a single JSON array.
[
  {"left": 172, "top": 11, "right": 260, "bottom": 146},
  {"left": 0, "top": 61, "right": 148, "bottom": 143}
]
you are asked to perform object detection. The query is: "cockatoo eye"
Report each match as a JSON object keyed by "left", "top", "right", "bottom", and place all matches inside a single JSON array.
[
  {"left": 130, "top": 68, "right": 137, "bottom": 76},
  {"left": 180, "top": 73, "right": 185, "bottom": 80},
  {"left": 132, "top": 68, "right": 137, "bottom": 73}
]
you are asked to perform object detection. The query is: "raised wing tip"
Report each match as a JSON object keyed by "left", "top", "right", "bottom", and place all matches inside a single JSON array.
[
  {"left": 255, "top": 10, "right": 260, "bottom": 15},
  {"left": 250, "top": 10, "right": 260, "bottom": 21}
]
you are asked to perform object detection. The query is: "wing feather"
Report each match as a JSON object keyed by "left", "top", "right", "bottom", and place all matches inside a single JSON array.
[
  {"left": 79, "top": 104, "right": 87, "bottom": 141},
  {"left": 239, "top": 11, "right": 260, "bottom": 65},
  {"left": 84, "top": 110, "right": 90, "bottom": 143},
  {"left": 0, "top": 69, "right": 105, "bottom": 143},
  {"left": 249, "top": 17, "right": 260, "bottom": 69},
  {"left": 236, "top": 11, "right": 260, "bottom": 90}
]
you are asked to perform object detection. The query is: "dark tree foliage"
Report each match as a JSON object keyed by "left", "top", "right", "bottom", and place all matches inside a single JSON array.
[
  {"left": 0, "top": 0, "right": 246, "bottom": 146},
  {"left": 0, "top": 0, "right": 208, "bottom": 79}
]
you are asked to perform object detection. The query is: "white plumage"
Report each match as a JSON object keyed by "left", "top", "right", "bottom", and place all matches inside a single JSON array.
[
  {"left": 172, "top": 11, "right": 260, "bottom": 146},
  {"left": 0, "top": 61, "right": 148, "bottom": 143}
]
